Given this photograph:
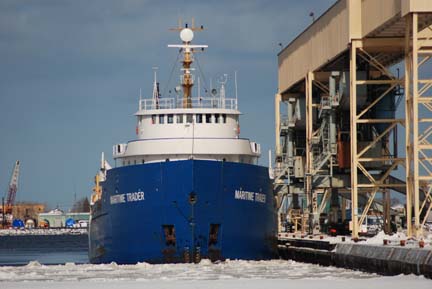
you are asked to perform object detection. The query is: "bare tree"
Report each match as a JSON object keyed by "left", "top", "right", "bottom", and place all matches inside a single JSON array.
[{"left": 71, "top": 197, "right": 90, "bottom": 213}]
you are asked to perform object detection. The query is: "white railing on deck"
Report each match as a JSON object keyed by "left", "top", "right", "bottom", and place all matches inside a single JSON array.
[
  {"left": 140, "top": 98, "right": 175, "bottom": 110},
  {"left": 139, "top": 97, "right": 238, "bottom": 111}
]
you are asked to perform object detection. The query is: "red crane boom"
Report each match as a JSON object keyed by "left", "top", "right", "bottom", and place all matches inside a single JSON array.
[
  {"left": 5, "top": 161, "right": 20, "bottom": 209},
  {"left": 1, "top": 161, "right": 20, "bottom": 227}
]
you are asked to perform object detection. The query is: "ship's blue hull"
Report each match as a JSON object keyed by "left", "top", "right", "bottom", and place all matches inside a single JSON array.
[{"left": 89, "top": 160, "right": 277, "bottom": 264}]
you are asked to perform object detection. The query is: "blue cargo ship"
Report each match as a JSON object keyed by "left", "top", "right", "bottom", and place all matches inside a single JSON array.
[{"left": 89, "top": 22, "right": 277, "bottom": 264}]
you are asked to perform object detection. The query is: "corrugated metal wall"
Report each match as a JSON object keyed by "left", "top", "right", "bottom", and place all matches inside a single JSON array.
[
  {"left": 278, "top": 0, "right": 349, "bottom": 94},
  {"left": 402, "top": 0, "right": 432, "bottom": 16},
  {"left": 361, "top": 0, "right": 401, "bottom": 36},
  {"left": 278, "top": 0, "right": 417, "bottom": 94}
]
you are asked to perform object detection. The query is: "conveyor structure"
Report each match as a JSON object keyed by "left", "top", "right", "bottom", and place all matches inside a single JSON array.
[{"left": 275, "top": 0, "right": 432, "bottom": 239}]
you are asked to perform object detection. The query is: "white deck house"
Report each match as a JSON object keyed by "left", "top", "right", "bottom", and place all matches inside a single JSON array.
[{"left": 113, "top": 96, "right": 261, "bottom": 166}]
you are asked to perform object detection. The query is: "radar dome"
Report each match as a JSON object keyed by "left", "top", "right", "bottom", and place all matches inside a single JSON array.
[{"left": 180, "top": 28, "right": 194, "bottom": 42}]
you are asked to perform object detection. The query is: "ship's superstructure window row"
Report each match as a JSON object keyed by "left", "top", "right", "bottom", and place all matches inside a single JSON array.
[
  {"left": 120, "top": 154, "right": 255, "bottom": 166},
  {"left": 147, "top": 113, "right": 228, "bottom": 125}
]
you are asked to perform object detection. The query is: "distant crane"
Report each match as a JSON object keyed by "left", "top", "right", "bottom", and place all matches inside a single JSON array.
[{"left": 1, "top": 161, "right": 20, "bottom": 228}]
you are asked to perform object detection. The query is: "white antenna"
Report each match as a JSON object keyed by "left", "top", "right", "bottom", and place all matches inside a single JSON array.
[
  {"left": 268, "top": 150, "right": 272, "bottom": 169},
  {"left": 152, "top": 67, "right": 158, "bottom": 81},
  {"left": 197, "top": 76, "right": 201, "bottom": 100},
  {"left": 101, "top": 152, "right": 105, "bottom": 170},
  {"left": 152, "top": 67, "right": 158, "bottom": 98},
  {"left": 218, "top": 74, "right": 227, "bottom": 108},
  {"left": 139, "top": 88, "right": 142, "bottom": 110},
  {"left": 152, "top": 67, "right": 159, "bottom": 108},
  {"left": 235, "top": 71, "right": 238, "bottom": 108}
]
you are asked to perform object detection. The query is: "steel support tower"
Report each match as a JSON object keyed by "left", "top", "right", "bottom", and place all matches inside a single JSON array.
[{"left": 275, "top": 0, "right": 432, "bottom": 239}]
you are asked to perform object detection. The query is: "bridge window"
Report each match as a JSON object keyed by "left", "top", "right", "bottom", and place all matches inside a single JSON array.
[
  {"left": 151, "top": 115, "right": 156, "bottom": 124},
  {"left": 196, "top": 114, "right": 203, "bottom": 123},
  {"left": 205, "top": 114, "right": 212, "bottom": 123},
  {"left": 222, "top": 114, "right": 227, "bottom": 123},
  {"left": 186, "top": 114, "right": 193, "bottom": 123},
  {"left": 176, "top": 114, "right": 183, "bottom": 124},
  {"left": 159, "top": 114, "right": 165, "bottom": 124},
  {"left": 167, "top": 114, "right": 174, "bottom": 124},
  {"left": 215, "top": 114, "right": 220, "bottom": 123}
]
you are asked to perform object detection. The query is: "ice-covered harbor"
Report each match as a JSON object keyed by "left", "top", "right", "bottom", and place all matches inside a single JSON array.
[
  {"left": 1, "top": 260, "right": 431, "bottom": 289},
  {"left": 0, "top": 228, "right": 87, "bottom": 236}
]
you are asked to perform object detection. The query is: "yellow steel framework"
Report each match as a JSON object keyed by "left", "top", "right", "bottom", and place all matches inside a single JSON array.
[
  {"left": 305, "top": 72, "right": 335, "bottom": 234},
  {"left": 405, "top": 13, "right": 432, "bottom": 238},
  {"left": 305, "top": 71, "right": 314, "bottom": 231},
  {"left": 349, "top": 40, "right": 406, "bottom": 238},
  {"left": 349, "top": 14, "right": 432, "bottom": 239},
  {"left": 276, "top": 1, "right": 432, "bottom": 240}
]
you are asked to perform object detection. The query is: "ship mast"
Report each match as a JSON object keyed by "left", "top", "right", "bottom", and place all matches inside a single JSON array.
[{"left": 168, "top": 19, "right": 207, "bottom": 108}]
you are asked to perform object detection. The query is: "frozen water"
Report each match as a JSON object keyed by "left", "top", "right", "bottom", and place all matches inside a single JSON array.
[
  {"left": 1, "top": 259, "right": 431, "bottom": 289},
  {"left": 1, "top": 232, "right": 431, "bottom": 288},
  {"left": 0, "top": 228, "right": 87, "bottom": 236},
  {"left": 0, "top": 259, "right": 373, "bottom": 282}
]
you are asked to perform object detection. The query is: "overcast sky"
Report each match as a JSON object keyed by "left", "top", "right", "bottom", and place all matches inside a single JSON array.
[{"left": 0, "top": 0, "right": 336, "bottom": 210}]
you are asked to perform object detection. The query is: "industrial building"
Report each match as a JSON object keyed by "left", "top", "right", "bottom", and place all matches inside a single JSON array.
[
  {"left": 12, "top": 202, "right": 46, "bottom": 227},
  {"left": 38, "top": 209, "right": 89, "bottom": 228},
  {"left": 275, "top": 0, "right": 432, "bottom": 239}
]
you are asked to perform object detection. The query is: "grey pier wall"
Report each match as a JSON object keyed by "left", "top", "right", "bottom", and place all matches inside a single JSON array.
[{"left": 279, "top": 242, "right": 432, "bottom": 278}]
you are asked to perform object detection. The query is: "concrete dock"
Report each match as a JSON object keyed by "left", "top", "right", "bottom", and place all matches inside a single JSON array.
[{"left": 278, "top": 237, "right": 432, "bottom": 278}]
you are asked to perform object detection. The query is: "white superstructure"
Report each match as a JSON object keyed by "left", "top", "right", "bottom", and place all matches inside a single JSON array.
[{"left": 112, "top": 26, "right": 261, "bottom": 167}]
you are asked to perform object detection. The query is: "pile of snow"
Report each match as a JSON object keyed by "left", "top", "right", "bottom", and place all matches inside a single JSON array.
[
  {"left": 1, "top": 260, "right": 431, "bottom": 289},
  {"left": 3, "top": 277, "right": 432, "bottom": 289},
  {"left": 363, "top": 231, "right": 431, "bottom": 248},
  {"left": 0, "top": 259, "right": 374, "bottom": 283},
  {"left": 0, "top": 228, "right": 87, "bottom": 236},
  {"left": 364, "top": 231, "right": 406, "bottom": 245},
  {"left": 322, "top": 235, "right": 355, "bottom": 244},
  {"left": 320, "top": 230, "right": 432, "bottom": 248}
]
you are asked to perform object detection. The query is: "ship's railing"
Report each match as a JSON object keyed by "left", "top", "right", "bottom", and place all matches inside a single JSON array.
[
  {"left": 139, "top": 97, "right": 238, "bottom": 110},
  {"left": 178, "top": 97, "right": 238, "bottom": 110},
  {"left": 139, "top": 98, "right": 176, "bottom": 110}
]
